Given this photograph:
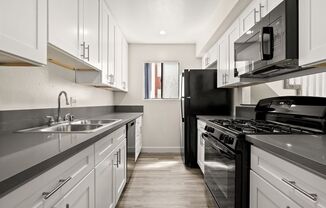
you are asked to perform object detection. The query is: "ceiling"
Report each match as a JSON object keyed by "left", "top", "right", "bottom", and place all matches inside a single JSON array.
[{"left": 105, "top": 0, "right": 221, "bottom": 44}]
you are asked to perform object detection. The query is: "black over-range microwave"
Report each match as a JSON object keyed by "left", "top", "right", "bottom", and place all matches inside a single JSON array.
[{"left": 234, "top": 0, "right": 299, "bottom": 78}]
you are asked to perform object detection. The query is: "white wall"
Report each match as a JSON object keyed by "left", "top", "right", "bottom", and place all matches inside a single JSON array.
[
  {"left": 0, "top": 63, "right": 114, "bottom": 110},
  {"left": 114, "top": 44, "right": 201, "bottom": 153}
]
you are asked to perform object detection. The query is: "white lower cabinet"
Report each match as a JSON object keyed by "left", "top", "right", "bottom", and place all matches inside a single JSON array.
[
  {"left": 197, "top": 120, "right": 205, "bottom": 173},
  {"left": 251, "top": 146, "right": 326, "bottom": 208},
  {"left": 250, "top": 171, "right": 301, "bottom": 208},
  {"left": 114, "top": 140, "right": 127, "bottom": 203},
  {"left": 0, "top": 145, "right": 94, "bottom": 208},
  {"left": 95, "top": 153, "right": 115, "bottom": 208},
  {"left": 53, "top": 170, "right": 95, "bottom": 208},
  {"left": 135, "top": 116, "right": 143, "bottom": 160},
  {"left": 0, "top": 125, "right": 131, "bottom": 208},
  {"left": 94, "top": 130, "right": 127, "bottom": 207}
]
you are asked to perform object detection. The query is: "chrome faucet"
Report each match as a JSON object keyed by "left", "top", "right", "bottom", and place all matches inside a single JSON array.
[{"left": 57, "top": 91, "right": 70, "bottom": 122}]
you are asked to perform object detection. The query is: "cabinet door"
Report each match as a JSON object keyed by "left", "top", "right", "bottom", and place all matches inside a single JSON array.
[
  {"left": 48, "top": 0, "right": 81, "bottom": 59},
  {"left": 197, "top": 129, "right": 204, "bottom": 173},
  {"left": 114, "top": 26, "right": 123, "bottom": 89},
  {"left": 299, "top": 0, "right": 326, "bottom": 66},
  {"left": 260, "top": 0, "right": 283, "bottom": 17},
  {"left": 83, "top": 0, "right": 101, "bottom": 69},
  {"left": 121, "top": 37, "right": 128, "bottom": 91},
  {"left": 115, "top": 140, "right": 127, "bottom": 203},
  {"left": 217, "top": 34, "right": 229, "bottom": 87},
  {"left": 53, "top": 171, "right": 95, "bottom": 208},
  {"left": 250, "top": 171, "right": 302, "bottom": 208},
  {"left": 0, "top": 0, "right": 47, "bottom": 65},
  {"left": 227, "top": 20, "right": 240, "bottom": 85},
  {"left": 239, "top": 0, "right": 259, "bottom": 35},
  {"left": 95, "top": 154, "right": 115, "bottom": 208}
]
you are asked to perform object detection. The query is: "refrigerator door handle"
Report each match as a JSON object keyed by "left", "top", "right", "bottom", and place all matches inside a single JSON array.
[{"left": 180, "top": 74, "right": 185, "bottom": 121}]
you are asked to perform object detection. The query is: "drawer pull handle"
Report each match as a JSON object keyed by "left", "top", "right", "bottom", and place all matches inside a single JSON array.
[
  {"left": 282, "top": 178, "right": 318, "bottom": 201},
  {"left": 42, "top": 177, "right": 72, "bottom": 200},
  {"left": 114, "top": 152, "right": 119, "bottom": 168}
]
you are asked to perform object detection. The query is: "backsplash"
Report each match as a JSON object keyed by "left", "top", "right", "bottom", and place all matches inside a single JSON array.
[{"left": 0, "top": 62, "right": 114, "bottom": 110}]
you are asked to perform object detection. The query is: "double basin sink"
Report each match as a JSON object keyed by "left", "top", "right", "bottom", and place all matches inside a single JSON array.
[{"left": 18, "top": 119, "right": 121, "bottom": 133}]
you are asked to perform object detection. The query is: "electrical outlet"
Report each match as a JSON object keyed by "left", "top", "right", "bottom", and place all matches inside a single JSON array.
[{"left": 70, "top": 97, "right": 77, "bottom": 106}]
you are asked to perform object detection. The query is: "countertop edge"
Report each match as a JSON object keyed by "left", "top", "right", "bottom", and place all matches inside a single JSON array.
[
  {"left": 0, "top": 113, "right": 143, "bottom": 198},
  {"left": 246, "top": 136, "right": 326, "bottom": 180}
]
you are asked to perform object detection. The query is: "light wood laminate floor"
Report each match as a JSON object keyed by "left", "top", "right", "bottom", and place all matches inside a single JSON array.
[{"left": 117, "top": 153, "right": 216, "bottom": 208}]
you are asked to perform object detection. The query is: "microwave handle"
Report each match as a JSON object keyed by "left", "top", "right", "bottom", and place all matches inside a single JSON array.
[{"left": 261, "top": 27, "right": 274, "bottom": 60}]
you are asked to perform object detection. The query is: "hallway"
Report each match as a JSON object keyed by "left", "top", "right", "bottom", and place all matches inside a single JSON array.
[{"left": 117, "top": 153, "right": 215, "bottom": 208}]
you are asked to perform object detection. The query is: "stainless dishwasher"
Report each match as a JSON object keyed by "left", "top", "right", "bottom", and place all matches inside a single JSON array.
[{"left": 126, "top": 120, "right": 136, "bottom": 182}]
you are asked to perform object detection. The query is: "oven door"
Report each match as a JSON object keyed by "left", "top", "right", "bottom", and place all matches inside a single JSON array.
[{"left": 203, "top": 133, "right": 236, "bottom": 208}]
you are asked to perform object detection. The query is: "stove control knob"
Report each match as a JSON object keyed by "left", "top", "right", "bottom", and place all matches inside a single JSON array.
[
  {"left": 224, "top": 136, "right": 234, "bottom": 145},
  {"left": 204, "top": 126, "right": 215, "bottom": 133}
]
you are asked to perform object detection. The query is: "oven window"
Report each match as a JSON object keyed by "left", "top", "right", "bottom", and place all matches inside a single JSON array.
[{"left": 204, "top": 139, "right": 235, "bottom": 208}]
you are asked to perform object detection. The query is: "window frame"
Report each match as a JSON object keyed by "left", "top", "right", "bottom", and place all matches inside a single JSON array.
[{"left": 143, "top": 61, "right": 180, "bottom": 100}]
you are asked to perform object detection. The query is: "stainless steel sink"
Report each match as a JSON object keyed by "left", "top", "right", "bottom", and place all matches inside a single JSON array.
[
  {"left": 18, "top": 119, "right": 121, "bottom": 133},
  {"left": 39, "top": 124, "right": 103, "bottom": 133},
  {"left": 72, "top": 119, "right": 121, "bottom": 125}
]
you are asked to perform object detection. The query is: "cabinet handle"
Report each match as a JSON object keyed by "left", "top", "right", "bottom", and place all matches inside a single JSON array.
[
  {"left": 85, "top": 44, "right": 90, "bottom": 61},
  {"left": 282, "top": 178, "right": 318, "bottom": 201},
  {"left": 42, "top": 177, "right": 72, "bottom": 200},
  {"left": 114, "top": 152, "right": 119, "bottom": 168},
  {"left": 66, "top": 204, "right": 70, "bottom": 208},
  {"left": 80, "top": 42, "right": 86, "bottom": 59},
  {"left": 118, "top": 149, "right": 121, "bottom": 164},
  {"left": 259, "top": 3, "right": 264, "bottom": 19},
  {"left": 254, "top": 8, "right": 259, "bottom": 24}
]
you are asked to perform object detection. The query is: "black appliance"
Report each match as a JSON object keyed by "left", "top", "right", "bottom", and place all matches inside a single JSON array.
[
  {"left": 126, "top": 120, "right": 136, "bottom": 183},
  {"left": 203, "top": 96, "right": 326, "bottom": 208},
  {"left": 234, "top": 0, "right": 299, "bottom": 78},
  {"left": 180, "top": 69, "right": 232, "bottom": 168}
]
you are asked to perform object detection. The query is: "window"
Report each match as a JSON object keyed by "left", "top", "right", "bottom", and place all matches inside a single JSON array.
[{"left": 144, "top": 62, "right": 180, "bottom": 99}]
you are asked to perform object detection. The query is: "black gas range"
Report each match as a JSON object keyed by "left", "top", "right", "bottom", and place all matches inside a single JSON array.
[{"left": 202, "top": 96, "right": 326, "bottom": 208}]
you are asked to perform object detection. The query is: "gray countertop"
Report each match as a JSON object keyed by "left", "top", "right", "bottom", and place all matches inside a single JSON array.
[
  {"left": 0, "top": 112, "right": 142, "bottom": 198},
  {"left": 197, "top": 115, "right": 326, "bottom": 179}
]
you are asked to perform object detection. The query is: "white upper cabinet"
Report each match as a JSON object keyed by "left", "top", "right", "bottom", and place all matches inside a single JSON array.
[
  {"left": 227, "top": 19, "right": 240, "bottom": 85},
  {"left": 0, "top": 0, "right": 47, "bottom": 65},
  {"left": 102, "top": 2, "right": 116, "bottom": 86},
  {"left": 239, "top": 0, "right": 283, "bottom": 36},
  {"left": 239, "top": 0, "right": 259, "bottom": 36},
  {"left": 114, "top": 26, "right": 123, "bottom": 89},
  {"left": 217, "top": 33, "right": 228, "bottom": 88},
  {"left": 48, "top": 0, "right": 81, "bottom": 59},
  {"left": 48, "top": 0, "right": 100, "bottom": 70},
  {"left": 83, "top": 0, "right": 101, "bottom": 69},
  {"left": 73, "top": 0, "right": 128, "bottom": 91},
  {"left": 299, "top": 0, "right": 326, "bottom": 66},
  {"left": 121, "top": 37, "right": 129, "bottom": 91},
  {"left": 202, "top": 43, "right": 218, "bottom": 69}
]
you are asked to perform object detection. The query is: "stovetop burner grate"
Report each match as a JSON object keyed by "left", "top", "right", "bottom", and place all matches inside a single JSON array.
[{"left": 210, "top": 119, "right": 321, "bottom": 135}]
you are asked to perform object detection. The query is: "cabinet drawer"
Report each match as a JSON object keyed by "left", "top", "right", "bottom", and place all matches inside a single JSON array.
[
  {"left": 251, "top": 146, "right": 326, "bottom": 207},
  {"left": 0, "top": 145, "right": 94, "bottom": 208},
  {"left": 95, "top": 126, "right": 126, "bottom": 165},
  {"left": 114, "top": 126, "right": 126, "bottom": 144},
  {"left": 250, "top": 171, "right": 301, "bottom": 208}
]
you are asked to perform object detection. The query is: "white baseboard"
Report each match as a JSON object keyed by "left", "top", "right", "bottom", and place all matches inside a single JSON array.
[{"left": 142, "top": 146, "right": 180, "bottom": 153}]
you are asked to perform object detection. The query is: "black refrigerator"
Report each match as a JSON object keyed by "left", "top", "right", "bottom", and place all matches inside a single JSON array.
[{"left": 181, "top": 69, "right": 232, "bottom": 168}]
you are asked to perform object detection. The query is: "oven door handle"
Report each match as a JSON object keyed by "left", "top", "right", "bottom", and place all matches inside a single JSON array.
[
  {"left": 261, "top": 26, "right": 274, "bottom": 60},
  {"left": 202, "top": 133, "right": 235, "bottom": 159}
]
